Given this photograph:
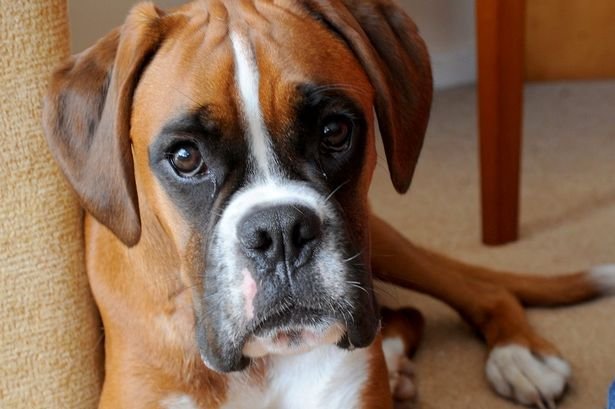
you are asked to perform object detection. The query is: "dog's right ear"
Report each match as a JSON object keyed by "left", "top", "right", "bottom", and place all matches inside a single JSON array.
[
  {"left": 43, "top": 3, "right": 168, "bottom": 247},
  {"left": 304, "top": 0, "right": 432, "bottom": 194}
]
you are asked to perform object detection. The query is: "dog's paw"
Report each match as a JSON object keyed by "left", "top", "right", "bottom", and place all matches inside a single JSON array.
[
  {"left": 391, "top": 355, "right": 417, "bottom": 408},
  {"left": 486, "top": 344, "right": 571, "bottom": 409},
  {"left": 383, "top": 337, "right": 418, "bottom": 408}
]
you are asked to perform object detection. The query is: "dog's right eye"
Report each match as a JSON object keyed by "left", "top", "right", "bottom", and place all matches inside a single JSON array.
[{"left": 168, "top": 143, "right": 207, "bottom": 178}]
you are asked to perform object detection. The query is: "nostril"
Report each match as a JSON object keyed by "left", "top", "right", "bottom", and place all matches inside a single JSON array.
[
  {"left": 242, "top": 229, "right": 273, "bottom": 251},
  {"left": 254, "top": 230, "right": 273, "bottom": 251},
  {"left": 292, "top": 214, "right": 322, "bottom": 249},
  {"left": 292, "top": 224, "right": 306, "bottom": 248}
]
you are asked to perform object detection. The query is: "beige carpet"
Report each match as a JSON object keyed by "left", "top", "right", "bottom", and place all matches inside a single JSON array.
[{"left": 370, "top": 81, "right": 615, "bottom": 409}]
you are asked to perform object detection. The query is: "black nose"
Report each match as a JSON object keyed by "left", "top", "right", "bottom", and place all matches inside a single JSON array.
[{"left": 237, "top": 205, "right": 322, "bottom": 271}]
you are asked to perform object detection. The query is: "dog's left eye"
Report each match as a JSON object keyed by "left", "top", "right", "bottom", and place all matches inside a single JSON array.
[
  {"left": 320, "top": 116, "right": 353, "bottom": 153},
  {"left": 168, "top": 143, "right": 206, "bottom": 177}
]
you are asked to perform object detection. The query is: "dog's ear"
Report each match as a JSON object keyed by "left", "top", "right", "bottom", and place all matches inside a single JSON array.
[
  {"left": 43, "top": 3, "right": 168, "bottom": 246},
  {"left": 306, "top": 0, "right": 433, "bottom": 193}
]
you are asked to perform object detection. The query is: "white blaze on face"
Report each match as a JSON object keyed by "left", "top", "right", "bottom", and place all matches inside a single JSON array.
[
  {"left": 224, "top": 30, "right": 334, "bottom": 257},
  {"left": 206, "top": 30, "right": 350, "bottom": 360},
  {"left": 230, "top": 31, "right": 278, "bottom": 179}
]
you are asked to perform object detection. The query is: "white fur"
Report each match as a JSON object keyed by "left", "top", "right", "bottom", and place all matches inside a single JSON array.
[
  {"left": 222, "top": 345, "right": 369, "bottom": 409},
  {"left": 382, "top": 337, "right": 404, "bottom": 373},
  {"left": 486, "top": 345, "right": 571, "bottom": 407},
  {"left": 589, "top": 264, "right": 615, "bottom": 295},
  {"left": 230, "top": 31, "right": 277, "bottom": 179},
  {"left": 161, "top": 394, "right": 198, "bottom": 409},
  {"left": 382, "top": 336, "right": 408, "bottom": 394}
]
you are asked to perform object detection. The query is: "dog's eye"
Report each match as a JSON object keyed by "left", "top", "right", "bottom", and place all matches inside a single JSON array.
[
  {"left": 169, "top": 143, "right": 206, "bottom": 177},
  {"left": 320, "top": 116, "right": 353, "bottom": 153}
]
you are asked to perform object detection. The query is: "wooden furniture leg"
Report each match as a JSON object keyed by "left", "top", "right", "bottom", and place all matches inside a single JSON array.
[{"left": 476, "top": 0, "right": 526, "bottom": 245}]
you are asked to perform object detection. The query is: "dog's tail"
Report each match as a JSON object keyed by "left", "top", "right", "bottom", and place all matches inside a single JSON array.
[
  {"left": 416, "top": 247, "right": 615, "bottom": 307},
  {"left": 371, "top": 216, "right": 615, "bottom": 307}
]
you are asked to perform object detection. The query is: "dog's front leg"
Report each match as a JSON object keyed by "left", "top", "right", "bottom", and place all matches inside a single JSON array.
[{"left": 369, "top": 214, "right": 571, "bottom": 408}]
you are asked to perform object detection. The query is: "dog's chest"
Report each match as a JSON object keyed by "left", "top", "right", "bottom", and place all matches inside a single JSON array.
[{"left": 221, "top": 345, "right": 370, "bottom": 409}]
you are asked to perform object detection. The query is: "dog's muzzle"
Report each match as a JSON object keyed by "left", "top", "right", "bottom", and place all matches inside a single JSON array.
[{"left": 196, "top": 182, "right": 379, "bottom": 373}]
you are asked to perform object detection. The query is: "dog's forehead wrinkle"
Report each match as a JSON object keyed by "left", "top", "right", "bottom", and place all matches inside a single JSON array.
[{"left": 159, "top": 108, "right": 215, "bottom": 138}]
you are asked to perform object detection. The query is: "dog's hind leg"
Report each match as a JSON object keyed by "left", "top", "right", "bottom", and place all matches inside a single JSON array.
[
  {"left": 368, "top": 215, "right": 614, "bottom": 408},
  {"left": 380, "top": 307, "right": 424, "bottom": 409}
]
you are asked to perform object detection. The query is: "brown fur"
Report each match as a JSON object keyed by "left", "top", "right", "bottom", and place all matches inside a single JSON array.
[{"left": 360, "top": 335, "right": 395, "bottom": 409}]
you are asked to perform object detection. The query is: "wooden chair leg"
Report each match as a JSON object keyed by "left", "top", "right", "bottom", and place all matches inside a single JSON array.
[{"left": 476, "top": 0, "right": 526, "bottom": 245}]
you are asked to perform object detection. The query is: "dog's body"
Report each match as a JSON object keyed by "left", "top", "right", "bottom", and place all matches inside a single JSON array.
[{"left": 43, "top": 1, "right": 615, "bottom": 408}]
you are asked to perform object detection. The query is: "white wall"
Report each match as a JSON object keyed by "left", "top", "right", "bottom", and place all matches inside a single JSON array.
[
  {"left": 399, "top": 0, "right": 477, "bottom": 88},
  {"left": 69, "top": 0, "right": 185, "bottom": 52},
  {"left": 69, "top": 0, "right": 477, "bottom": 88}
]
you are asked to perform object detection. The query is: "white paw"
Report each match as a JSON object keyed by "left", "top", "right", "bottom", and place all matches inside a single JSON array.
[
  {"left": 486, "top": 345, "right": 571, "bottom": 409},
  {"left": 383, "top": 337, "right": 418, "bottom": 407}
]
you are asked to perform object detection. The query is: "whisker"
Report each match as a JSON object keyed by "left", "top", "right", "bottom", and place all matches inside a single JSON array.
[
  {"left": 371, "top": 285, "right": 397, "bottom": 300},
  {"left": 324, "top": 180, "right": 350, "bottom": 203},
  {"left": 347, "top": 282, "right": 370, "bottom": 297},
  {"left": 343, "top": 252, "right": 362, "bottom": 263},
  {"left": 291, "top": 204, "right": 305, "bottom": 215}
]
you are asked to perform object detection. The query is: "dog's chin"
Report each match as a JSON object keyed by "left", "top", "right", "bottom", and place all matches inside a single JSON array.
[
  {"left": 198, "top": 322, "right": 347, "bottom": 373},
  {"left": 242, "top": 322, "right": 346, "bottom": 358},
  {"left": 198, "top": 318, "right": 378, "bottom": 373}
]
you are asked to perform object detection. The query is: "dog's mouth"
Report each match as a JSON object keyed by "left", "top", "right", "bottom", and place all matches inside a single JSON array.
[
  {"left": 250, "top": 305, "right": 334, "bottom": 335},
  {"left": 198, "top": 300, "right": 378, "bottom": 373},
  {"left": 198, "top": 274, "right": 380, "bottom": 373},
  {"left": 242, "top": 305, "right": 346, "bottom": 358}
]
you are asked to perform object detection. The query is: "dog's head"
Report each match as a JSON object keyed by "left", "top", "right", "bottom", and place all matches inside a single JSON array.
[{"left": 43, "top": 0, "right": 431, "bottom": 372}]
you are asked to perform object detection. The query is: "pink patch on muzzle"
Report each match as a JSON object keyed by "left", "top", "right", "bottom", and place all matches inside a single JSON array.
[{"left": 241, "top": 268, "right": 258, "bottom": 320}]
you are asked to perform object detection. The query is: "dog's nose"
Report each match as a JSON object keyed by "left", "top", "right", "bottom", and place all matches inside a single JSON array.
[{"left": 237, "top": 205, "right": 322, "bottom": 270}]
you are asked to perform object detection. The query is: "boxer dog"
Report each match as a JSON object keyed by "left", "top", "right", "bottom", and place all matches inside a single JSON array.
[{"left": 43, "top": 0, "right": 615, "bottom": 408}]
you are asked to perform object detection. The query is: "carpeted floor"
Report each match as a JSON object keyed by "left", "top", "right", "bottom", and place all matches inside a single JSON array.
[{"left": 369, "top": 81, "right": 615, "bottom": 409}]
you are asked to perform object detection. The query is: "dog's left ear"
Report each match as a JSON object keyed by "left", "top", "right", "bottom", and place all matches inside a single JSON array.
[
  {"left": 43, "top": 4, "right": 170, "bottom": 246},
  {"left": 306, "top": 0, "right": 433, "bottom": 193}
]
